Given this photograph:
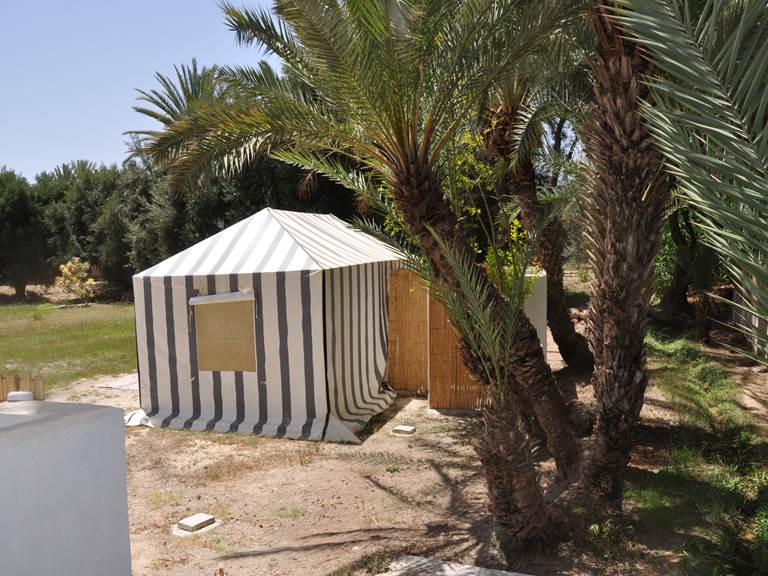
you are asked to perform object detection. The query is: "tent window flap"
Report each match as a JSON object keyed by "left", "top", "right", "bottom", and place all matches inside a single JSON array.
[{"left": 192, "top": 297, "right": 256, "bottom": 372}]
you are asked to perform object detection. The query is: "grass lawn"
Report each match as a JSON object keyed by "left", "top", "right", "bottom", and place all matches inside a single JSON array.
[
  {"left": 0, "top": 302, "right": 136, "bottom": 390},
  {"left": 624, "top": 331, "right": 768, "bottom": 575}
]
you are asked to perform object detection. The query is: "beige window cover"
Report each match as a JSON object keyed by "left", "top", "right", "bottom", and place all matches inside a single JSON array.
[{"left": 193, "top": 294, "right": 256, "bottom": 372}]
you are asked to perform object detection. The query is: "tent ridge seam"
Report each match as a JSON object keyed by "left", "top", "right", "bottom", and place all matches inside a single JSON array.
[{"left": 268, "top": 207, "right": 325, "bottom": 270}]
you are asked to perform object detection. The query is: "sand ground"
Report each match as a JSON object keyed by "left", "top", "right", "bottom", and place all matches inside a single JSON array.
[{"left": 45, "top": 327, "right": 711, "bottom": 576}]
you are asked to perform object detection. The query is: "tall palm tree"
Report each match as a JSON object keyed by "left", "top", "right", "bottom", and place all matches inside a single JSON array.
[
  {"left": 579, "top": 0, "right": 668, "bottom": 509},
  {"left": 143, "top": 0, "right": 582, "bottom": 540},
  {"left": 129, "top": 59, "right": 224, "bottom": 145},
  {"left": 483, "top": 36, "right": 595, "bottom": 375},
  {"left": 615, "top": 0, "right": 768, "bottom": 362}
]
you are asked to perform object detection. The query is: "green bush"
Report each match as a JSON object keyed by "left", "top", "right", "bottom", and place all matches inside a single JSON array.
[
  {"left": 10, "top": 155, "right": 355, "bottom": 291},
  {"left": 0, "top": 169, "right": 51, "bottom": 297}
]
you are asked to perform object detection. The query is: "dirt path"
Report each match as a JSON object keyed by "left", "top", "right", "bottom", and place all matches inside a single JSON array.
[{"left": 50, "top": 377, "right": 505, "bottom": 575}]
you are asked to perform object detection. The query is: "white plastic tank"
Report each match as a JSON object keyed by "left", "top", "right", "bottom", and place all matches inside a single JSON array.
[{"left": 0, "top": 400, "right": 131, "bottom": 575}]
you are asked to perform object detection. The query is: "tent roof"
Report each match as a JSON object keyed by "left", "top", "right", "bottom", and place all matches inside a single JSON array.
[{"left": 135, "top": 208, "right": 404, "bottom": 278}]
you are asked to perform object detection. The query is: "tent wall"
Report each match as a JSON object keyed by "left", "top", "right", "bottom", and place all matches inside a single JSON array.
[
  {"left": 133, "top": 270, "right": 330, "bottom": 440},
  {"left": 323, "top": 262, "right": 397, "bottom": 432}
]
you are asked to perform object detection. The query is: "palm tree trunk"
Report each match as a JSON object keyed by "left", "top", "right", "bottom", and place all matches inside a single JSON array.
[
  {"left": 477, "top": 390, "right": 553, "bottom": 543},
  {"left": 13, "top": 280, "right": 27, "bottom": 301},
  {"left": 580, "top": 0, "right": 667, "bottom": 511},
  {"left": 509, "top": 314, "right": 581, "bottom": 479},
  {"left": 509, "top": 158, "right": 594, "bottom": 373},
  {"left": 505, "top": 158, "right": 597, "bottom": 436},
  {"left": 389, "top": 159, "right": 580, "bottom": 481},
  {"left": 659, "top": 209, "right": 694, "bottom": 319}
]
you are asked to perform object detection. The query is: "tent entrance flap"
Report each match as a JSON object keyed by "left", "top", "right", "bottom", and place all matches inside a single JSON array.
[{"left": 192, "top": 294, "right": 257, "bottom": 372}]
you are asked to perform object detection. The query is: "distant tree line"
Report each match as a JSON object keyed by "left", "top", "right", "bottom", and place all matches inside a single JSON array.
[{"left": 0, "top": 154, "right": 354, "bottom": 299}]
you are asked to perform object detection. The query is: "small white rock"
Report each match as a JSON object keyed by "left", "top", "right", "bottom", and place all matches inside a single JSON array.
[
  {"left": 178, "top": 513, "right": 216, "bottom": 532},
  {"left": 391, "top": 425, "right": 416, "bottom": 437}
]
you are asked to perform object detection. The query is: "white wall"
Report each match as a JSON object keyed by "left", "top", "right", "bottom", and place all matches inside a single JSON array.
[
  {"left": 523, "top": 270, "right": 547, "bottom": 357},
  {"left": 0, "top": 401, "right": 131, "bottom": 576}
]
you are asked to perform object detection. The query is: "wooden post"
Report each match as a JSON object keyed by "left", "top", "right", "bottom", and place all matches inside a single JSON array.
[{"left": 32, "top": 375, "right": 45, "bottom": 400}]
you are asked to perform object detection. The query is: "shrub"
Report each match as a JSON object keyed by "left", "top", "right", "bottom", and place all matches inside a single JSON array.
[{"left": 56, "top": 257, "right": 96, "bottom": 302}]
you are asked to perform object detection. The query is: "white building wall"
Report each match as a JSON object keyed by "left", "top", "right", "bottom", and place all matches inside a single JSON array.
[{"left": 523, "top": 269, "right": 548, "bottom": 358}]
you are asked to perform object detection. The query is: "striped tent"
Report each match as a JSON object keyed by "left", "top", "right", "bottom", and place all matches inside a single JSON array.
[{"left": 133, "top": 208, "right": 403, "bottom": 443}]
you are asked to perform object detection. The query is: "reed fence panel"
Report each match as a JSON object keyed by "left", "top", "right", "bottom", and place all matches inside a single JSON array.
[
  {"left": 386, "top": 269, "right": 429, "bottom": 395},
  {"left": 427, "top": 297, "right": 487, "bottom": 410},
  {"left": 0, "top": 374, "right": 45, "bottom": 402}
]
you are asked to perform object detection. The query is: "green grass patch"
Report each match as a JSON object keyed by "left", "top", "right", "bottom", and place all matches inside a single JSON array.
[
  {"left": 277, "top": 505, "right": 303, "bottom": 520},
  {"left": 564, "top": 289, "right": 590, "bottom": 309},
  {"left": 627, "top": 331, "right": 768, "bottom": 575},
  {"left": 0, "top": 302, "right": 136, "bottom": 389}
]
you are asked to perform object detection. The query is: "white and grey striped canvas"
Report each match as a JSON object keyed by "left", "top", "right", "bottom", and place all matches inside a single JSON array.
[{"left": 133, "top": 209, "right": 403, "bottom": 443}]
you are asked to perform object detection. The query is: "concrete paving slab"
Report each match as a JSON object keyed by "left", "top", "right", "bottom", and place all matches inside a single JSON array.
[
  {"left": 178, "top": 513, "right": 216, "bottom": 532},
  {"left": 171, "top": 519, "right": 222, "bottom": 538},
  {"left": 391, "top": 424, "right": 416, "bottom": 436}
]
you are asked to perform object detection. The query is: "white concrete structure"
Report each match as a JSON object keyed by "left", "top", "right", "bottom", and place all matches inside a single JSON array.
[
  {"left": 0, "top": 401, "right": 131, "bottom": 576},
  {"left": 524, "top": 269, "right": 547, "bottom": 358}
]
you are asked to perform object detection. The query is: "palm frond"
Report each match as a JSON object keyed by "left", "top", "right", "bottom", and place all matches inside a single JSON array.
[
  {"left": 615, "top": 0, "right": 768, "bottom": 359},
  {"left": 425, "top": 225, "right": 533, "bottom": 394}
]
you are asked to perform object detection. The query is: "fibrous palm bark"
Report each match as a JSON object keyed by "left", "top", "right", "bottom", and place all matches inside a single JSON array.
[
  {"left": 511, "top": 158, "right": 594, "bottom": 375},
  {"left": 580, "top": 0, "right": 667, "bottom": 510},
  {"left": 477, "top": 391, "right": 552, "bottom": 542}
]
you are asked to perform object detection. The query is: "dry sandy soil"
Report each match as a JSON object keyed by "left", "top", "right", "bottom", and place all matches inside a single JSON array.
[
  {"left": 45, "top": 328, "right": 706, "bottom": 576},
  {"left": 48, "top": 375, "right": 691, "bottom": 576}
]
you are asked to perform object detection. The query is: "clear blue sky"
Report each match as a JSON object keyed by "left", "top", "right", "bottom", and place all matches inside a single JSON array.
[{"left": 0, "top": 0, "right": 276, "bottom": 179}]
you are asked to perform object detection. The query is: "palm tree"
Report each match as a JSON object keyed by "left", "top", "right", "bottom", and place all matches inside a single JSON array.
[
  {"left": 142, "top": 0, "right": 582, "bottom": 541},
  {"left": 129, "top": 59, "right": 223, "bottom": 148},
  {"left": 482, "top": 27, "right": 596, "bottom": 376},
  {"left": 615, "top": 0, "right": 768, "bottom": 361},
  {"left": 126, "top": 59, "right": 229, "bottom": 254},
  {"left": 579, "top": 0, "right": 668, "bottom": 510}
]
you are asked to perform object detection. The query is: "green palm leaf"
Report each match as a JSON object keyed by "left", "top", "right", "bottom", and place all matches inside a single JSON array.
[{"left": 615, "top": 0, "right": 768, "bottom": 360}]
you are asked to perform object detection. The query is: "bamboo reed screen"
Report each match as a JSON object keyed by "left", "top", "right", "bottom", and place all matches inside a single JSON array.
[
  {"left": 386, "top": 269, "right": 486, "bottom": 409},
  {"left": 0, "top": 374, "right": 45, "bottom": 402},
  {"left": 386, "top": 268, "right": 429, "bottom": 395},
  {"left": 427, "top": 296, "right": 487, "bottom": 410}
]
